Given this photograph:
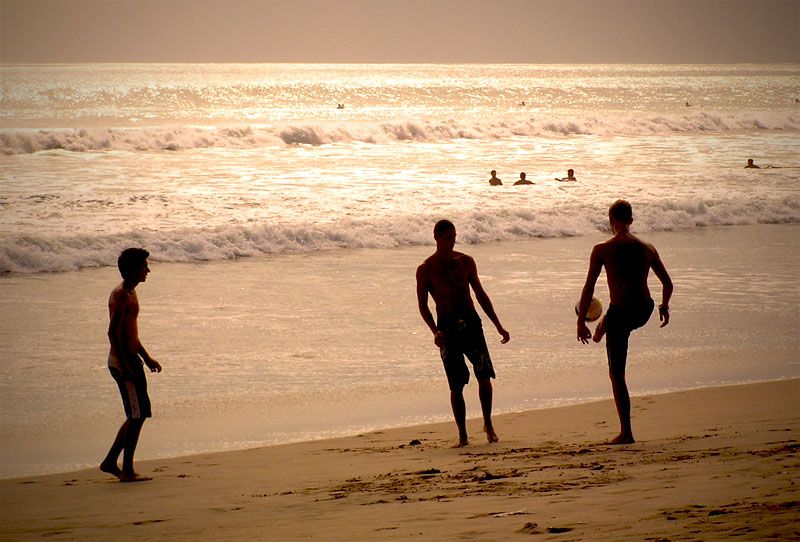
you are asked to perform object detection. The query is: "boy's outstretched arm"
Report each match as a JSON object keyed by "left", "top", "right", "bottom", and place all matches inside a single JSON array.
[
  {"left": 651, "top": 249, "right": 673, "bottom": 327},
  {"left": 577, "top": 245, "right": 603, "bottom": 343},
  {"left": 416, "top": 265, "right": 442, "bottom": 345},
  {"left": 468, "top": 259, "right": 510, "bottom": 343}
]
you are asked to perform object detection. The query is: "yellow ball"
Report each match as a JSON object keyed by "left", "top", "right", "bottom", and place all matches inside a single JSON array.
[{"left": 575, "top": 297, "right": 603, "bottom": 322}]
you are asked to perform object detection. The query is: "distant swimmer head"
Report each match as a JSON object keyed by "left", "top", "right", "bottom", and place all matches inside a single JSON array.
[
  {"left": 519, "top": 172, "right": 526, "bottom": 179},
  {"left": 567, "top": 169, "right": 574, "bottom": 177},
  {"left": 491, "top": 170, "right": 497, "bottom": 176},
  {"left": 745, "top": 158, "right": 761, "bottom": 168}
]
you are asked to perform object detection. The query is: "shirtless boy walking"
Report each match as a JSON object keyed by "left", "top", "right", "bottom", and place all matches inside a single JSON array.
[
  {"left": 416, "top": 220, "right": 510, "bottom": 447},
  {"left": 577, "top": 200, "right": 673, "bottom": 444},
  {"left": 101, "top": 248, "right": 162, "bottom": 482}
]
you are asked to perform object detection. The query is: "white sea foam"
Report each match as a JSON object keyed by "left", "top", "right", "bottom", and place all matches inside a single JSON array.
[
  {"left": 3, "top": 111, "right": 799, "bottom": 154},
  {"left": 3, "top": 195, "right": 798, "bottom": 274},
  {"left": 2, "top": 63, "right": 799, "bottom": 274}
]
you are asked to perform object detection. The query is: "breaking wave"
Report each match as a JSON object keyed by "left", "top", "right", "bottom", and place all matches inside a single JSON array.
[
  {"left": 2, "top": 111, "right": 798, "bottom": 154},
  {"left": 2, "top": 194, "right": 798, "bottom": 274}
]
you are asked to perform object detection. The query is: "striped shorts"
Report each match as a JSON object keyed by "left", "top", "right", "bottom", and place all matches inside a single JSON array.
[{"left": 109, "top": 364, "right": 152, "bottom": 419}]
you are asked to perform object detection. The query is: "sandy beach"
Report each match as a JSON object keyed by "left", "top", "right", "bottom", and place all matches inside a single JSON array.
[{"left": 2, "top": 378, "right": 797, "bottom": 541}]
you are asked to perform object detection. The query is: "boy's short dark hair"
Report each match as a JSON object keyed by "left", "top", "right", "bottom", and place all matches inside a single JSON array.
[
  {"left": 608, "top": 200, "right": 633, "bottom": 224},
  {"left": 118, "top": 248, "right": 150, "bottom": 280},
  {"left": 433, "top": 219, "right": 455, "bottom": 237}
]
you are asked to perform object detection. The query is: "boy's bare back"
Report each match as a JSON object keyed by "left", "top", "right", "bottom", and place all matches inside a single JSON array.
[{"left": 593, "top": 232, "right": 665, "bottom": 308}]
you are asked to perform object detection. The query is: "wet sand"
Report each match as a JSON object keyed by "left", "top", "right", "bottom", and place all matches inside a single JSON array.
[{"left": 1, "top": 378, "right": 797, "bottom": 541}]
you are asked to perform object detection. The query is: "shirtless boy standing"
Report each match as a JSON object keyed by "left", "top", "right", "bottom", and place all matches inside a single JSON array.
[
  {"left": 416, "top": 220, "right": 510, "bottom": 447},
  {"left": 101, "top": 247, "right": 162, "bottom": 482},
  {"left": 577, "top": 200, "right": 673, "bottom": 444}
]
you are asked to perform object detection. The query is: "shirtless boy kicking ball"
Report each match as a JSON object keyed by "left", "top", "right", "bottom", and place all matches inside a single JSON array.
[
  {"left": 101, "top": 248, "right": 162, "bottom": 482},
  {"left": 417, "top": 220, "right": 510, "bottom": 447},
  {"left": 577, "top": 200, "right": 673, "bottom": 445}
]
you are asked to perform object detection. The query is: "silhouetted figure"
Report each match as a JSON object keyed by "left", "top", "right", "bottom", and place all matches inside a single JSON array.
[
  {"left": 416, "top": 220, "right": 510, "bottom": 447},
  {"left": 685, "top": 101, "right": 691, "bottom": 107},
  {"left": 337, "top": 103, "right": 345, "bottom": 109},
  {"left": 577, "top": 200, "right": 673, "bottom": 445},
  {"left": 745, "top": 158, "right": 761, "bottom": 169},
  {"left": 101, "top": 248, "right": 162, "bottom": 482},
  {"left": 513, "top": 172, "right": 533, "bottom": 185},
  {"left": 557, "top": 168, "right": 577, "bottom": 182},
  {"left": 489, "top": 170, "right": 503, "bottom": 186}
]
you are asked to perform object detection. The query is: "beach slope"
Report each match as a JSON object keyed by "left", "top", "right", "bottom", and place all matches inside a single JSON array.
[{"left": 1, "top": 379, "right": 797, "bottom": 541}]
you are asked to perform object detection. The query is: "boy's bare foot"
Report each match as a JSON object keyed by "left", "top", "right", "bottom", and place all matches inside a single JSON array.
[
  {"left": 453, "top": 438, "right": 469, "bottom": 448},
  {"left": 100, "top": 460, "right": 122, "bottom": 477},
  {"left": 592, "top": 317, "right": 607, "bottom": 343},
  {"left": 119, "top": 472, "right": 152, "bottom": 483},
  {"left": 607, "top": 433, "right": 635, "bottom": 445},
  {"left": 484, "top": 426, "right": 499, "bottom": 443}
]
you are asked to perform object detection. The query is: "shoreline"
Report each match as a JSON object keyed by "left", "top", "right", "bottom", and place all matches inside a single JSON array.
[
  {"left": 0, "top": 375, "right": 792, "bottom": 482},
  {"left": 2, "top": 379, "right": 798, "bottom": 540}
]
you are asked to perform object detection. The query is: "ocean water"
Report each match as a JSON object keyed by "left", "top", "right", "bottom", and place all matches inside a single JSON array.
[
  {"left": 1, "top": 64, "right": 798, "bottom": 478},
  {"left": 2, "top": 64, "right": 799, "bottom": 273}
]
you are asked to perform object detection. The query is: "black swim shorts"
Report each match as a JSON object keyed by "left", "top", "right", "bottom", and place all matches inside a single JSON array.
[
  {"left": 605, "top": 298, "right": 654, "bottom": 374},
  {"left": 109, "top": 364, "right": 152, "bottom": 419},
  {"left": 438, "top": 311, "right": 496, "bottom": 391}
]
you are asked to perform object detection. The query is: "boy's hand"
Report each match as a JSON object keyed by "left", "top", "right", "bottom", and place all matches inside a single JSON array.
[
  {"left": 498, "top": 327, "right": 510, "bottom": 344},
  {"left": 577, "top": 321, "right": 592, "bottom": 344},
  {"left": 658, "top": 304, "right": 670, "bottom": 327}
]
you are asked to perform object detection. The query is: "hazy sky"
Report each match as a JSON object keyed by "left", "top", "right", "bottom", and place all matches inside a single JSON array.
[{"left": 2, "top": 0, "right": 798, "bottom": 63}]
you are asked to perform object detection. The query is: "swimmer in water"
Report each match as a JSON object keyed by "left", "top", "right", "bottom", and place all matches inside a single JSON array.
[
  {"left": 513, "top": 172, "right": 533, "bottom": 185},
  {"left": 745, "top": 159, "right": 761, "bottom": 169},
  {"left": 557, "top": 169, "right": 577, "bottom": 182}
]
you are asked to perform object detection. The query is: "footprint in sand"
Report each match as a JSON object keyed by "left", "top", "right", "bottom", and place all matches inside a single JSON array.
[
  {"left": 519, "top": 523, "right": 574, "bottom": 534},
  {"left": 132, "top": 519, "right": 168, "bottom": 525},
  {"left": 517, "top": 522, "right": 542, "bottom": 534},
  {"left": 412, "top": 468, "right": 442, "bottom": 477}
]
